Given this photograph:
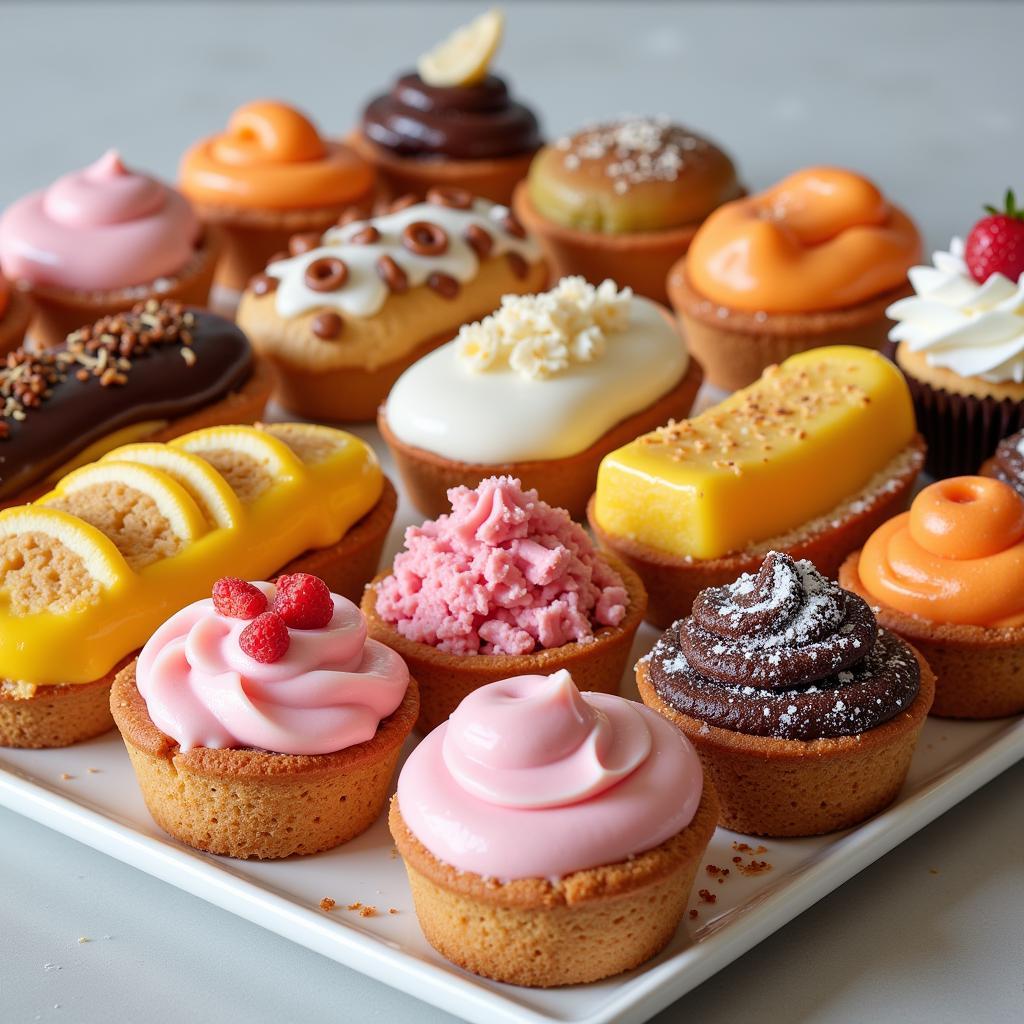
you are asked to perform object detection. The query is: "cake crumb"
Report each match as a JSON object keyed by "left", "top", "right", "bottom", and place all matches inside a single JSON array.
[
  {"left": 705, "top": 863, "right": 730, "bottom": 878},
  {"left": 60, "top": 773, "right": 74, "bottom": 781},
  {"left": 736, "top": 859, "right": 773, "bottom": 877},
  {"left": 688, "top": 909, "right": 699, "bottom": 920},
  {"left": 87, "top": 768, "right": 100, "bottom": 774},
  {"left": 346, "top": 902, "right": 362, "bottom": 911},
  {"left": 388, "top": 908, "right": 399, "bottom": 915},
  {"left": 929, "top": 867, "right": 940, "bottom": 876},
  {"left": 319, "top": 897, "right": 336, "bottom": 911},
  {"left": 697, "top": 888, "right": 717, "bottom": 904},
  {"left": 731, "top": 841, "right": 768, "bottom": 854},
  {"left": 359, "top": 905, "right": 377, "bottom": 918}
]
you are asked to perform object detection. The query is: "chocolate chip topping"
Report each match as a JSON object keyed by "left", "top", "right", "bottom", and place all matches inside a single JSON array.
[
  {"left": 348, "top": 225, "right": 381, "bottom": 245},
  {"left": 249, "top": 273, "right": 278, "bottom": 297},
  {"left": 645, "top": 553, "right": 921, "bottom": 740},
  {"left": 304, "top": 257, "right": 348, "bottom": 292},
  {"left": 463, "top": 223, "right": 494, "bottom": 259},
  {"left": 991, "top": 430, "right": 1024, "bottom": 497},
  {"left": 682, "top": 552, "right": 877, "bottom": 690},
  {"left": 506, "top": 251, "right": 529, "bottom": 279},
  {"left": 311, "top": 312, "right": 344, "bottom": 340},
  {"left": 427, "top": 186, "right": 473, "bottom": 209},
  {"left": 426, "top": 272, "right": 459, "bottom": 299},
  {"left": 376, "top": 254, "right": 409, "bottom": 293}
]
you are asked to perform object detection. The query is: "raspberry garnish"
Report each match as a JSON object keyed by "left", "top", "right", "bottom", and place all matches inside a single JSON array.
[
  {"left": 239, "top": 611, "right": 290, "bottom": 664},
  {"left": 273, "top": 573, "right": 334, "bottom": 630},
  {"left": 212, "top": 577, "right": 267, "bottom": 620}
]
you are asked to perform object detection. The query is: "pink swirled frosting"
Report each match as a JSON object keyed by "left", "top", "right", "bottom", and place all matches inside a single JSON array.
[
  {"left": 398, "top": 670, "right": 703, "bottom": 880},
  {"left": 136, "top": 583, "right": 410, "bottom": 756},
  {"left": 375, "top": 476, "right": 629, "bottom": 655},
  {"left": 0, "top": 150, "right": 200, "bottom": 291}
]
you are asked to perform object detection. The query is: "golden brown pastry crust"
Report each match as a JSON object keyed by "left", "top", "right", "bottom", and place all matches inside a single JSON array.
[
  {"left": 637, "top": 648, "right": 934, "bottom": 837},
  {"left": 587, "top": 436, "right": 925, "bottom": 629},
  {"left": 361, "top": 552, "right": 648, "bottom": 732},
  {"left": 389, "top": 781, "right": 719, "bottom": 986},
  {"left": 379, "top": 354, "right": 704, "bottom": 520},
  {"left": 669, "top": 260, "right": 913, "bottom": 391},
  {"left": 112, "top": 660, "right": 419, "bottom": 859},
  {"left": 840, "top": 553, "right": 1024, "bottom": 719},
  {"left": 23, "top": 229, "right": 223, "bottom": 351}
]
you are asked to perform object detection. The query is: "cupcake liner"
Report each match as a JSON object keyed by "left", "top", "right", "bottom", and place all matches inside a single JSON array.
[{"left": 903, "top": 371, "right": 1024, "bottom": 479}]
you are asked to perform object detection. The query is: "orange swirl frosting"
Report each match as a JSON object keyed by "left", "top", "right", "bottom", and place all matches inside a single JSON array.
[
  {"left": 686, "top": 167, "right": 921, "bottom": 313},
  {"left": 179, "top": 100, "right": 375, "bottom": 210},
  {"left": 859, "top": 477, "right": 1024, "bottom": 628}
]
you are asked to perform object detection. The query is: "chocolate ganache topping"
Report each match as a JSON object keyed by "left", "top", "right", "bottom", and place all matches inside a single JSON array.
[
  {"left": 362, "top": 73, "right": 541, "bottom": 161},
  {"left": 0, "top": 300, "right": 252, "bottom": 500},
  {"left": 645, "top": 552, "right": 920, "bottom": 740},
  {"left": 990, "top": 430, "right": 1024, "bottom": 497}
]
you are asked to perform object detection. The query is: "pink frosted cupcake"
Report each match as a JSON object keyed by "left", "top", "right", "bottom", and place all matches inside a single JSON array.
[
  {"left": 111, "top": 574, "right": 419, "bottom": 859},
  {"left": 389, "top": 670, "right": 719, "bottom": 986},
  {"left": 0, "top": 150, "right": 219, "bottom": 347},
  {"left": 361, "top": 475, "right": 647, "bottom": 730}
]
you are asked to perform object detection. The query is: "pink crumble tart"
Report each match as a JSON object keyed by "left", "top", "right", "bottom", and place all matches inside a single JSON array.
[{"left": 374, "top": 476, "right": 629, "bottom": 655}]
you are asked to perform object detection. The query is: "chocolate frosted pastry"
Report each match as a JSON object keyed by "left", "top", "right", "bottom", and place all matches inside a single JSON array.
[
  {"left": 645, "top": 552, "right": 921, "bottom": 740},
  {"left": 362, "top": 73, "right": 541, "bottom": 161},
  {"left": 986, "top": 429, "right": 1024, "bottom": 495},
  {"left": 0, "top": 300, "right": 258, "bottom": 501}
]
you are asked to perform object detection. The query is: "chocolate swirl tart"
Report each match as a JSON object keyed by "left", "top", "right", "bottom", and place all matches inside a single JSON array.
[
  {"left": 637, "top": 552, "right": 935, "bottom": 837},
  {"left": 981, "top": 428, "right": 1024, "bottom": 497},
  {"left": 0, "top": 300, "right": 271, "bottom": 504}
]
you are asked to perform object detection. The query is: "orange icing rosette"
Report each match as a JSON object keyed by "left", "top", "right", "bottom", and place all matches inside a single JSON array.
[
  {"left": 687, "top": 167, "right": 921, "bottom": 312},
  {"left": 180, "top": 100, "right": 374, "bottom": 210},
  {"left": 858, "top": 477, "right": 1024, "bottom": 628}
]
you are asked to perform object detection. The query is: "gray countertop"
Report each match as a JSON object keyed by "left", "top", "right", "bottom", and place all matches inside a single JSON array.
[{"left": 1, "top": 2, "right": 1022, "bottom": 1022}]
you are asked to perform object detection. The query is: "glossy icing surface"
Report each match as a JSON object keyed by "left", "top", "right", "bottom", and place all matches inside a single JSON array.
[
  {"left": 593, "top": 346, "right": 917, "bottom": 560},
  {"left": 686, "top": 167, "right": 920, "bottom": 312},
  {"left": 137, "top": 583, "right": 409, "bottom": 755},
  {"left": 385, "top": 283, "right": 687, "bottom": 462},
  {"left": 858, "top": 476, "right": 1024, "bottom": 627},
  {"left": 398, "top": 670, "right": 703, "bottom": 880},
  {"left": 180, "top": 100, "right": 375, "bottom": 211},
  {"left": 0, "top": 151, "right": 200, "bottom": 291}
]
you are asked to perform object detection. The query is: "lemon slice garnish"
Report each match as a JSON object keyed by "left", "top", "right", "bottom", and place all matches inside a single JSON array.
[{"left": 417, "top": 8, "right": 504, "bottom": 88}]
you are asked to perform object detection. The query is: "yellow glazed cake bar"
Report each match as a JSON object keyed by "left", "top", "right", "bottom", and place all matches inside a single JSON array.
[
  {"left": 0, "top": 422, "right": 391, "bottom": 747},
  {"left": 593, "top": 346, "right": 917, "bottom": 561}
]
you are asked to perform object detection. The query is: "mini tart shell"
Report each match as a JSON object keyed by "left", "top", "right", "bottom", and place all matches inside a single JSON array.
[
  {"left": 112, "top": 659, "right": 418, "bottom": 859},
  {"left": 389, "top": 778, "right": 719, "bottom": 987},
  {"left": 378, "top": 352, "right": 704, "bottom": 521},
  {"left": 347, "top": 129, "right": 536, "bottom": 207},
  {"left": 0, "top": 356, "right": 276, "bottom": 510},
  {"left": 190, "top": 190, "right": 375, "bottom": 294},
  {"left": 0, "top": 286, "right": 33, "bottom": 355},
  {"left": 23, "top": 229, "right": 223, "bottom": 351},
  {"left": 668, "top": 260, "right": 913, "bottom": 392},
  {"left": 588, "top": 436, "right": 925, "bottom": 629},
  {"left": 238, "top": 255, "right": 548, "bottom": 423},
  {"left": 840, "top": 553, "right": 1024, "bottom": 719},
  {"left": 361, "top": 551, "right": 648, "bottom": 732},
  {"left": 0, "top": 478, "right": 396, "bottom": 749},
  {"left": 636, "top": 646, "right": 935, "bottom": 837},
  {"left": 894, "top": 341, "right": 1024, "bottom": 479},
  {"left": 513, "top": 182, "right": 703, "bottom": 306}
]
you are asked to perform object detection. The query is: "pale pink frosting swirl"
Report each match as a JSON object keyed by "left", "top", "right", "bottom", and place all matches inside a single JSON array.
[
  {"left": 0, "top": 150, "right": 200, "bottom": 291},
  {"left": 398, "top": 671, "right": 703, "bottom": 880},
  {"left": 136, "top": 583, "right": 410, "bottom": 756}
]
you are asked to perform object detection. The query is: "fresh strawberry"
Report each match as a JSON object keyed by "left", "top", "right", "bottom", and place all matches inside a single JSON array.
[
  {"left": 239, "top": 611, "right": 290, "bottom": 663},
  {"left": 273, "top": 572, "right": 334, "bottom": 630},
  {"left": 964, "top": 189, "right": 1024, "bottom": 284},
  {"left": 212, "top": 577, "right": 267, "bottom": 620}
]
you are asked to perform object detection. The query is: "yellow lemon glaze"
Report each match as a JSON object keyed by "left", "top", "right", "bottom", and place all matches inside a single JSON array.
[
  {"left": 593, "top": 347, "right": 915, "bottom": 560},
  {"left": 0, "top": 424, "right": 383, "bottom": 686},
  {"left": 44, "top": 420, "right": 169, "bottom": 482}
]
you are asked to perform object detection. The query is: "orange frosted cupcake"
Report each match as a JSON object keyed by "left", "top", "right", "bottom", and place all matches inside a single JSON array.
[
  {"left": 668, "top": 167, "right": 921, "bottom": 390},
  {"left": 180, "top": 100, "right": 376, "bottom": 293},
  {"left": 0, "top": 272, "right": 31, "bottom": 354},
  {"left": 841, "top": 476, "right": 1024, "bottom": 719}
]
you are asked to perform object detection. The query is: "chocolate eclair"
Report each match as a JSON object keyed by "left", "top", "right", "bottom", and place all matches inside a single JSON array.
[
  {"left": 981, "top": 429, "right": 1024, "bottom": 496},
  {"left": 637, "top": 552, "right": 935, "bottom": 837},
  {"left": 0, "top": 300, "right": 271, "bottom": 504}
]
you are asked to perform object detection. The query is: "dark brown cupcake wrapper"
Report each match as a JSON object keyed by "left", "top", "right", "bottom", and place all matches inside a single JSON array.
[{"left": 903, "top": 371, "right": 1024, "bottom": 479}]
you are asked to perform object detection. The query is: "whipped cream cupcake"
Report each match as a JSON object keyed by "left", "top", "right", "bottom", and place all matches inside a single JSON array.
[
  {"left": 637, "top": 551, "right": 934, "bottom": 836},
  {"left": 112, "top": 574, "right": 418, "bottom": 859},
  {"left": 363, "top": 475, "right": 646, "bottom": 730},
  {"left": 889, "top": 233, "right": 1024, "bottom": 477},
  {"left": 379, "top": 276, "right": 702, "bottom": 518},
  {"left": 0, "top": 151, "right": 218, "bottom": 348},
  {"left": 390, "top": 669, "right": 718, "bottom": 987}
]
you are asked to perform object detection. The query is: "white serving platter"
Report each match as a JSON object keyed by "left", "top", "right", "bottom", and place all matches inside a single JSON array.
[{"left": 1, "top": 414, "right": 1022, "bottom": 1024}]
